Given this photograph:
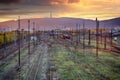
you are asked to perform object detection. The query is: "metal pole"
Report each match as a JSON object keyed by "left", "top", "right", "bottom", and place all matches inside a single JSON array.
[
  {"left": 35, "top": 25, "right": 38, "bottom": 46},
  {"left": 104, "top": 28, "right": 107, "bottom": 49},
  {"left": 35, "top": 23, "right": 37, "bottom": 46},
  {"left": 76, "top": 24, "right": 78, "bottom": 46},
  {"left": 18, "top": 16, "right": 21, "bottom": 80},
  {"left": 78, "top": 24, "right": 81, "bottom": 43},
  {"left": 100, "top": 29, "right": 102, "bottom": 44},
  {"left": 110, "top": 29, "right": 113, "bottom": 51},
  {"left": 96, "top": 18, "right": 99, "bottom": 57},
  {"left": 83, "top": 21, "right": 85, "bottom": 54},
  {"left": 71, "top": 27, "right": 73, "bottom": 45},
  {"left": 3, "top": 28, "right": 6, "bottom": 57},
  {"left": 33, "top": 22, "right": 35, "bottom": 47},
  {"left": 88, "top": 29, "right": 91, "bottom": 46},
  {"left": 28, "top": 20, "right": 30, "bottom": 55}
]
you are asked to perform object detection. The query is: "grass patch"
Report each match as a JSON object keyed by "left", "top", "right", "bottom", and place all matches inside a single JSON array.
[
  {"left": 51, "top": 43, "right": 120, "bottom": 80},
  {"left": 0, "top": 49, "right": 28, "bottom": 73}
]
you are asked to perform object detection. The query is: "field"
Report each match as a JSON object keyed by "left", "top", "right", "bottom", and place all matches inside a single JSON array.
[
  {"left": 0, "top": 30, "right": 120, "bottom": 80},
  {"left": 0, "top": 32, "right": 15, "bottom": 47},
  {"left": 0, "top": 31, "right": 28, "bottom": 48},
  {"left": 44, "top": 33, "right": 120, "bottom": 80},
  {"left": 50, "top": 41, "right": 120, "bottom": 80}
]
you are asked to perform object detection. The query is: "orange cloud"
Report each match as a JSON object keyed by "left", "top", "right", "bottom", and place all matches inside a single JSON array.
[
  {"left": 0, "top": 0, "right": 120, "bottom": 22},
  {"left": 55, "top": 0, "right": 120, "bottom": 19},
  {"left": 50, "top": 0, "right": 80, "bottom": 5}
]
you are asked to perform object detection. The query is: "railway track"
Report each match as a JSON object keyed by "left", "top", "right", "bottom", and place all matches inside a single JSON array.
[
  {"left": 26, "top": 51, "right": 42, "bottom": 80},
  {"left": 0, "top": 40, "right": 28, "bottom": 60},
  {"left": 23, "top": 42, "right": 49, "bottom": 80},
  {"left": 0, "top": 38, "right": 40, "bottom": 80},
  {"left": 112, "top": 44, "right": 120, "bottom": 54},
  {"left": 0, "top": 41, "right": 34, "bottom": 80}
]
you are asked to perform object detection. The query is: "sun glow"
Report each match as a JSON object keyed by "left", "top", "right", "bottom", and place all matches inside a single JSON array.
[{"left": 0, "top": 0, "right": 120, "bottom": 22}]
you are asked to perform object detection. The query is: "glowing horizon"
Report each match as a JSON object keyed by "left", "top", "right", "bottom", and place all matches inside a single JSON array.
[{"left": 0, "top": 0, "right": 120, "bottom": 22}]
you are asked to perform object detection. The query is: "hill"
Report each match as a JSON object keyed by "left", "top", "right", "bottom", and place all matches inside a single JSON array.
[{"left": 0, "top": 17, "right": 120, "bottom": 31}]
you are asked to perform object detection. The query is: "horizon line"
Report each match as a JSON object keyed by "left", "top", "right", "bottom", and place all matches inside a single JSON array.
[{"left": 0, "top": 17, "right": 120, "bottom": 23}]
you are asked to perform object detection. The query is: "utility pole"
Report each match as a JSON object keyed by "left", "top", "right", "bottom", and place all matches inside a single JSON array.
[
  {"left": 88, "top": 29, "right": 91, "bottom": 46},
  {"left": 104, "top": 28, "right": 107, "bottom": 49},
  {"left": 35, "top": 25, "right": 38, "bottom": 46},
  {"left": 100, "top": 29, "right": 102, "bottom": 44},
  {"left": 3, "top": 28, "right": 6, "bottom": 57},
  {"left": 83, "top": 21, "right": 85, "bottom": 55},
  {"left": 33, "top": 22, "right": 35, "bottom": 47},
  {"left": 78, "top": 24, "right": 81, "bottom": 43},
  {"left": 96, "top": 18, "right": 99, "bottom": 57},
  {"left": 28, "top": 20, "right": 30, "bottom": 55},
  {"left": 71, "top": 27, "right": 73, "bottom": 45},
  {"left": 18, "top": 16, "right": 21, "bottom": 80},
  {"left": 76, "top": 24, "right": 78, "bottom": 46},
  {"left": 110, "top": 29, "right": 113, "bottom": 51}
]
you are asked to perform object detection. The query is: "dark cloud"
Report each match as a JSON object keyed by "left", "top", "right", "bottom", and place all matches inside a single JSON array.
[
  {"left": 68, "top": 0, "right": 80, "bottom": 3},
  {"left": 0, "top": 8, "right": 18, "bottom": 11},
  {"left": 0, "top": 0, "right": 81, "bottom": 18},
  {"left": 0, "top": 0, "right": 20, "bottom": 4},
  {"left": 0, "top": 0, "right": 80, "bottom": 5},
  {"left": 37, "top": 0, "right": 80, "bottom": 5},
  {"left": 0, "top": 5, "right": 53, "bottom": 16},
  {"left": 0, "top": 0, "right": 80, "bottom": 6}
]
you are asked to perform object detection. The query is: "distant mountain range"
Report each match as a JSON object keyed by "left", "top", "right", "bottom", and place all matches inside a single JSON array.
[{"left": 0, "top": 17, "right": 120, "bottom": 31}]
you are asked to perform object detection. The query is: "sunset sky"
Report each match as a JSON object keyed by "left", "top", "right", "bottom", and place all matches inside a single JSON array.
[{"left": 0, "top": 0, "right": 120, "bottom": 22}]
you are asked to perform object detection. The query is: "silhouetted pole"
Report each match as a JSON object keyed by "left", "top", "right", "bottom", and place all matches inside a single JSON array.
[
  {"left": 110, "top": 29, "right": 113, "bottom": 51},
  {"left": 104, "top": 36, "right": 107, "bottom": 49},
  {"left": 78, "top": 24, "right": 81, "bottom": 43},
  {"left": 77, "top": 24, "right": 79, "bottom": 46},
  {"left": 36, "top": 25, "right": 38, "bottom": 46},
  {"left": 104, "top": 28, "right": 107, "bottom": 49},
  {"left": 3, "top": 29, "right": 6, "bottom": 49},
  {"left": 96, "top": 18, "right": 99, "bottom": 57},
  {"left": 28, "top": 20, "right": 30, "bottom": 55},
  {"left": 3, "top": 28, "right": 6, "bottom": 57},
  {"left": 100, "top": 29, "right": 102, "bottom": 44},
  {"left": 71, "top": 27, "right": 73, "bottom": 45},
  {"left": 76, "top": 24, "right": 78, "bottom": 46},
  {"left": 35, "top": 24, "right": 37, "bottom": 46},
  {"left": 72, "top": 27, "right": 73, "bottom": 42},
  {"left": 56, "top": 27, "right": 58, "bottom": 39},
  {"left": 88, "top": 29, "right": 91, "bottom": 46},
  {"left": 34, "top": 23, "right": 37, "bottom": 46},
  {"left": 18, "top": 16, "right": 21, "bottom": 80},
  {"left": 33, "top": 22, "right": 35, "bottom": 47},
  {"left": 83, "top": 21, "right": 85, "bottom": 54}
]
